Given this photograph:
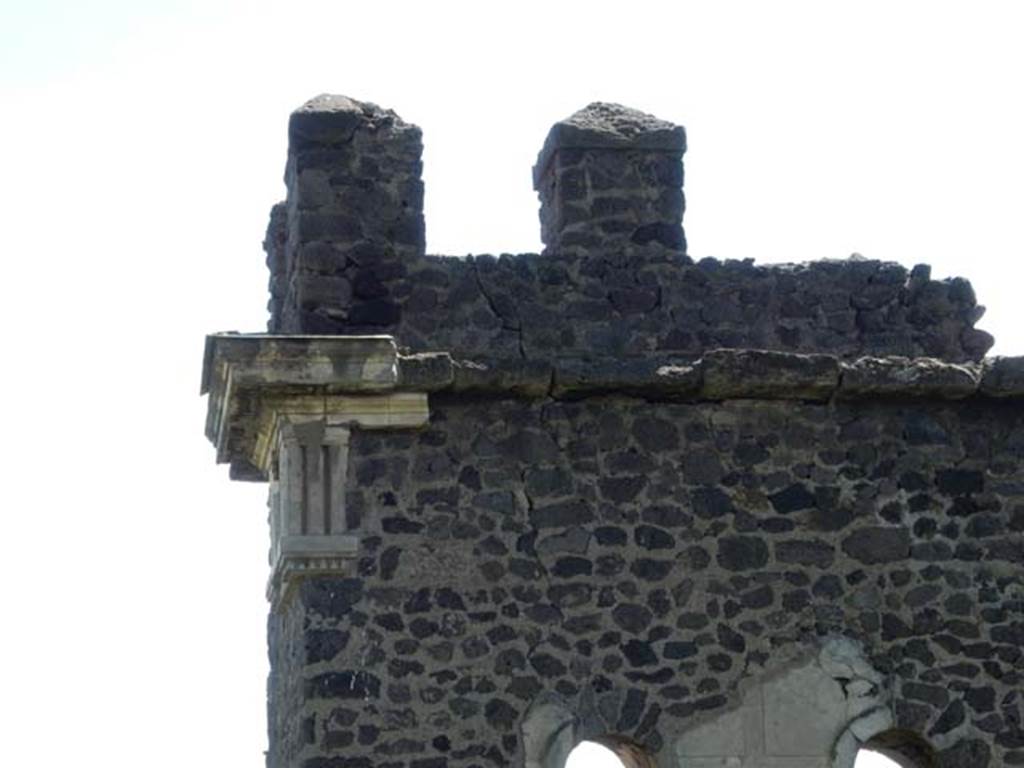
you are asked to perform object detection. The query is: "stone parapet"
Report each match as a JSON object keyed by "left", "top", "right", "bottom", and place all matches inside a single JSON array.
[
  {"left": 262, "top": 96, "right": 992, "bottom": 363},
  {"left": 271, "top": 248, "right": 994, "bottom": 362}
]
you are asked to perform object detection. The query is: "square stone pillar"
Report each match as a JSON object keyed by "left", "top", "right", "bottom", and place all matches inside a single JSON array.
[
  {"left": 533, "top": 102, "right": 687, "bottom": 253},
  {"left": 267, "top": 420, "right": 355, "bottom": 605},
  {"left": 270, "top": 94, "right": 425, "bottom": 333}
]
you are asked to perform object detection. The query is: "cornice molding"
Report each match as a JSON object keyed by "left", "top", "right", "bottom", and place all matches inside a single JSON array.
[{"left": 202, "top": 334, "right": 428, "bottom": 480}]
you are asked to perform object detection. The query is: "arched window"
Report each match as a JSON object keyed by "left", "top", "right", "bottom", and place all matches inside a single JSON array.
[
  {"left": 856, "top": 729, "right": 936, "bottom": 768},
  {"left": 565, "top": 741, "right": 624, "bottom": 768},
  {"left": 856, "top": 749, "right": 904, "bottom": 767},
  {"left": 564, "top": 737, "right": 655, "bottom": 768}
]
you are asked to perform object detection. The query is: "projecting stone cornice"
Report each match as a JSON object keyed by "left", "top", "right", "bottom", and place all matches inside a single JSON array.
[
  {"left": 202, "top": 334, "right": 1024, "bottom": 481},
  {"left": 399, "top": 348, "right": 1024, "bottom": 402},
  {"left": 202, "top": 333, "right": 429, "bottom": 481},
  {"left": 202, "top": 333, "right": 435, "bottom": 606}
]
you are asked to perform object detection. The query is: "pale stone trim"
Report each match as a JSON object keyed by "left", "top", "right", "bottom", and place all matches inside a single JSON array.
[
  {"left": 202, "top": 334, "right": 420, "bottom": 480},
  {"left": 667, "top": 637, "right": 893, "bottom": 768},
  {"left": 261, "top": 404, "right": 427, "bottom": 608},
  {"left": 201, "top": 334, "right": 432, "bottom": 606}
]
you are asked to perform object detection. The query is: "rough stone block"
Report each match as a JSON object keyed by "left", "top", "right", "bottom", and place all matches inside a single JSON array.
[
  {"left": 980, "top": 356, "right": 1024, "bottom": 397},
  {"left": 293, "top": 274, "right": 352, "bottom": 310},
  {"left": 701, "top": 349, "right": 840, "bottom": 401},
  {"left": 397, "top": 353, "right": 454, "bottom": 391},
  {"left": 552, "top": 358, "right": 700, "bottom": 399},
  {"left": 451, "top": 358, "right": 552, "bottom": 397},
  {"left": 840, "top": 356, "right": 980, "bottom": 399}
]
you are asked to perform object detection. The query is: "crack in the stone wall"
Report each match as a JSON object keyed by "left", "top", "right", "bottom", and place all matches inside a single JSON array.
[
  {"left": 471, "top": 257, "right": 527, "bottom": 360},
  {"left": 520, "top": 472, "right": 555, "bottom": 594}
]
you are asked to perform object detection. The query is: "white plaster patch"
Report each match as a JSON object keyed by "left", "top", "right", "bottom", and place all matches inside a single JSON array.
[
  {"left": 763, "top": 662, "right": 848, "bottom": 756},
  {"left": 670, "top": 637, "right": 890, "bottom": 768}
]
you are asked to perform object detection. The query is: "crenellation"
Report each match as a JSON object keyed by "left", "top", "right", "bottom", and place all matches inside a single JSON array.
[
  {"left": 205, "top": 94, "right": 1024, "bottom": 768},
  {"left": 264, "top": 97, "right": 993, "bottom": 364}
]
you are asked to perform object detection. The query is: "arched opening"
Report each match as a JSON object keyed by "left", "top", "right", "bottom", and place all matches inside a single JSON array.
[
  {"left": 565, "top": 737, "right": 655, "bottom": 768},
  {"left": 856, "top": 729, "right": 936, "bottom": 768},
  {"left": 855, "top": 749, "right": 904, "bottom": 767},
  {"left": 521, "top": 693, "right": 658, "bottom": 768},
  {"left": 565, "top": 741, "right": 623, "bottom": 768}
]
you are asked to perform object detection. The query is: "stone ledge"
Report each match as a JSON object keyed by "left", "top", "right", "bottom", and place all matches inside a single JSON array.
[
  {"left": 552, "top": 358, "right": 701, "bottom": 399},
  {"left": 703, "top": 349, "right": 840, "bottom": 401},
  {"left": 840, "top": 356, "right": 979, "bottom": 399},
  {"left": 397, "top": 348, "right": 1024, "bottom": 403},
  {"left": 203, "top": 336, "right": 1024, "bottom": 478}
]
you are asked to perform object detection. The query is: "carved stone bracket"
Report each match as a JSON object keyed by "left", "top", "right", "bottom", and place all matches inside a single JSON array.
[{"left": 201, "top": 334, "right": 430, "bottom": 607}]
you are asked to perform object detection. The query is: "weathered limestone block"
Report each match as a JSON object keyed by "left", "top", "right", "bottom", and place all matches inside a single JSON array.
[
  {"left": 451, "top": 358, "right": 554, "bottom": 397},
  {"left": 397, "top": 351, "right": 455, "bottom": 391},
  {"left": 701, "top": 348, "right": 840, "bottom": 401},
  {"left": 839, "top": 356, "right": 980, "bottom": 399},
  {"left": 673, "top": 638, "right": 891, "bottom": 768},
  {"left": 533, "top": 102, "right": 687, "bottom": 253}
]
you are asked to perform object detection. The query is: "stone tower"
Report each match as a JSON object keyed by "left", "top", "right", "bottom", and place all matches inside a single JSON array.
[{"left": 203, "top": 95, "right": 1024, "bottom": 768}]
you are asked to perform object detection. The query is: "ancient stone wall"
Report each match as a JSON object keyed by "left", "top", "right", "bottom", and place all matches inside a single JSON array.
[
  {"left": 266, "top": 394, "right": 1023, "bottom": 768},
  {"left": 202, "top": 94, "right": 1024, "bottom": 768}
]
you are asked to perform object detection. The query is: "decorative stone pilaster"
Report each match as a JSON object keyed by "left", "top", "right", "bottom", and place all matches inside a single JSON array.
[
  {"left": 201, "top": 334, "right": 429, "bottom": 606},
  {"left": 266, "top": 419, "right": 355, "bottom": 607},
  {"left": 532, "top": 102, "right": 687, "bottom": 253}
]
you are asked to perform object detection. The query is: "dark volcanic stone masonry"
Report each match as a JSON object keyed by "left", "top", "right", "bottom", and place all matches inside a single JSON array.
[
  {"left": 248, "top": 96, "right": 1022, "bottom": 768},
  {"left": 266, "top": 98, "right": 992, "bottom": 365},
  {"left": 268, "top": 397, "right": 1024, "bottom": 768}
]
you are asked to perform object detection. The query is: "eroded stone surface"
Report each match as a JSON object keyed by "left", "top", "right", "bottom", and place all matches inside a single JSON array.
[
  {"left": 702, "top": 348, "right": 840, "bottom": 401},
  {"left": 840, "top": 356, "right": 980, "bottom": 399},
  {"left": 534, "top": 102, "right": 687, "bottom": 175}
]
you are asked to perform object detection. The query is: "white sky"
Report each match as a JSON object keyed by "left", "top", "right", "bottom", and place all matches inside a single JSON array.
[{"left": 2, "top": 2, "right": 1021, "bottom": 767}]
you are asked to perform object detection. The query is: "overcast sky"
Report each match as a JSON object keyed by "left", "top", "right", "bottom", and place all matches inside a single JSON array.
[{"left": 2, "top": 2, "right": 1021, "bottom": 767}]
